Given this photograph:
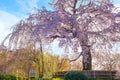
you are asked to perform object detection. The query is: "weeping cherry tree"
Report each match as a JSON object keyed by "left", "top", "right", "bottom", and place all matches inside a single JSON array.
[{"left": 3, "top": 0, "right": 120, "bottom": 70}]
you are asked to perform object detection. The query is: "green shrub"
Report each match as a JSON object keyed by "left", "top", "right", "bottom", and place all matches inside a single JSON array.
[
  {"left": 30, "top": 77, "right": 39, "bottom": 80},
  {"left": 5, "top": 74, "right": 16, "bottom": 80},
  {"left": 30, "top": 77, "right": 46, "bottom": 80},
  {"left": 0, "top": 73, "right": 17, "bottom": 80},
  {"left": 64, "top": 71, "right": 89, "bottom": 80},
  {"left": 0, "top": 73, "right": 5, "bottom": 79},
  {"left": 89, "top": 78, "right": 117, "bottom": 80}
]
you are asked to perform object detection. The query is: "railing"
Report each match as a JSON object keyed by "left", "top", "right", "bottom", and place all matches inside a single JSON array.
[{"left": 53, "top": 70, "right": 117, "bottom": 79}]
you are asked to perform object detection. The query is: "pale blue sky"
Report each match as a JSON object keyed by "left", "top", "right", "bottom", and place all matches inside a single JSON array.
[
  {"left": 0, "top": 0, "right": 53, "bottom": 43},
  {"left": 0, "top": 0, "right": 120, "bottom": 54},
  {"left": 0, "top": 0, "right": 52, "bottom": 17}
]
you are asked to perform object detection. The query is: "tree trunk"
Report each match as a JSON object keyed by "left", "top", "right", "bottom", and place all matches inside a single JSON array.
[
  {"left": 38, "top": 64, "right": 42, "bottom": 78},
  {"left": 41, "top": 52, "right": 44, "bottom": 77},
  {"left": 82, "top": 45, "right": 92, "bottom": 70},
  {"left": 39, "top": 40, "right": 44, "bottom": 78}
]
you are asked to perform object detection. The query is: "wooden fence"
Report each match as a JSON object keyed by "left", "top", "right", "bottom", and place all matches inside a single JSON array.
[{"left": 53, "top": 70, "right": 117, "bottom": 79}]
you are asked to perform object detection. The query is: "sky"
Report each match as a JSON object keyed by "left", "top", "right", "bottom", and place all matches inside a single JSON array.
[
  {"left": 0, "top": 0, "right": 120, "bottom": 54},
  {"left": 0, "top": 0, "right": 53, "bottom": 42}
]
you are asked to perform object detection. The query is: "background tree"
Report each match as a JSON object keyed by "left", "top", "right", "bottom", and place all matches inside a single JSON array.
[
  {"left": 43, "top": 53, "right": 70, "bottom": 77},
  {"left": 57, "top": 57, "right": 71, "bottom": 71},
  {"left": 0, "top": 46, "right": 70, "bottom": 78},
  {"left": 70, "top": 58, "right": 83, "bottom": 70},
  {"left": 0, "top": 50, "right": 7, "bottom": 73},
  {"left": 92, "top": 51, "right": 120, "bottom": 70},
  {"left": 3, "top": 48, "right": 34, "bottom": 78},
  {"left": 115, "top": 65, "right": 120, "bottom": 79},
  {"left": 3, "top": 0, "right": 120, "bottom": 70}
]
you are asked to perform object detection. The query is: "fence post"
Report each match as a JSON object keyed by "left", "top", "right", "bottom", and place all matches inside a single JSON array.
[{"left": 94, "top": 70, "right": 96, "bottom": 80}]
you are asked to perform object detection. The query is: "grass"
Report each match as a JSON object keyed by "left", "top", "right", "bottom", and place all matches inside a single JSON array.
[
  {"left": 52, "top": 78, "right": 118, "bottom": 80},
  {"left": 52, "top": 78, "right": 64, "bottom": 80}
]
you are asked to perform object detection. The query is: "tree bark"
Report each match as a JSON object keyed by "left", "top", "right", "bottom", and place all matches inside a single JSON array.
[{"left": 82, "top": 45, "right": 92, "bottom": 70}]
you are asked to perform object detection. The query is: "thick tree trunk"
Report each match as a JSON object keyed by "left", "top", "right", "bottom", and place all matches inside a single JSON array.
[{"left": 82, "top": 45, "right": 92, "bottom": 70}]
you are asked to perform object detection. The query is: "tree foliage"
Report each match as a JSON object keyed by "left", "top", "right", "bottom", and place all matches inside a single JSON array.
[
  {"left": 3, "top": 0, "right": 120, "bottom": 70},
  {"left": 0, "top": 47, "right": 71, "bottom": 78}
]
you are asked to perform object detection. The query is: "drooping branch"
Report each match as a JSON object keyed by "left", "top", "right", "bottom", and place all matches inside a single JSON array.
[{"left": 68, "top": 52, "right": 82, "bottom": 62}]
